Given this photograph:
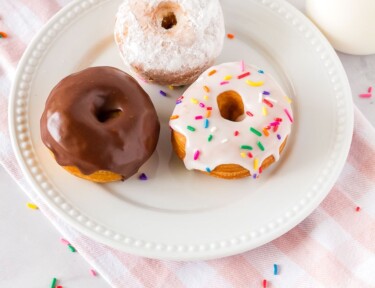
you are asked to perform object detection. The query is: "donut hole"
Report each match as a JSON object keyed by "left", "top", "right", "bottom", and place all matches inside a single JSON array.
[
  {"left": 161, "top": 12, "right": 177, "bottom": 30},
  {"left": 217, "top": 91, "right": 245, "bottom": 122},
  {"left": 95, "top": 108, "right": 123, "bottom": 123}
]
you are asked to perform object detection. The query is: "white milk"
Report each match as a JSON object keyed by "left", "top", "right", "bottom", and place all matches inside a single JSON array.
[{"left": 306, "top": 0, "right": 375, "bottom": 55}]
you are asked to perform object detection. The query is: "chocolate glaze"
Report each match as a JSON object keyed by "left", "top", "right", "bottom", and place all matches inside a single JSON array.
[{"left": 40, "top": 66, "right": 160, "bottom": 179}]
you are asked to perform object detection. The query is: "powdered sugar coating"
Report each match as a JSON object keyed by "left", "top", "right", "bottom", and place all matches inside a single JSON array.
[
  {"left": 114, "top": 0, "right": 225, "bottom": 84},
  {"left": 169, "top": 62, "right": 294, "bottom": 176}
]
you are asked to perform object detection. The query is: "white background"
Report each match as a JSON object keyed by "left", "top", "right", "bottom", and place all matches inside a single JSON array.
[{"left": 1, "top": 0, "right": 374, "bottom": 287}]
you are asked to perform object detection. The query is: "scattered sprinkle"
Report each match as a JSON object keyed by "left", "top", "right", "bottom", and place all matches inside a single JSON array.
[
  {"left": 0, "top": 32, "right": 8, "bottom": 38},
  {"left": 240, "top": 60, "right": 245, "bottom": 72},
  {"left": 208, "top": 134, "right": 213, "bottom": 142},
  {"left": 246, "top": 80, "right": 264, "bottom": 87},
  {"left": 168, "top": 85, "right": 174, "bottom": 90},
  {"left": 27, "top": 202, "right": 38, "bottom": 210},
  {"left": 258, "top": 70, "right": 264, "bottom": 74},
  {"left": 246, "top": 111, "right": 254, "bottom": 117},
  {"left": 234, "top": 131, "right": 239, "bottom": 136},
  {"left": 253, "top": 173, "right": 257, "bottom": 179},
  {"left": 220, "top": 81, "right": 230, "bottom": 85},
  {"left": 50, "top": 278, "right": 57, "bottom": 288},
  {"left": 204, "top": 119, "right": 209, "bottom": 128},
  {"left": 263, "top": 128, "right": 269, "bottom": 137},
  {"left": 176, "top": 100, "right": 182, "bottom": 105},
  {"left": 254, "top": 158, "right": 259, "bottom": 170},
  {"left": 199, "top": 102, "right": 205, "bottom": 108},
  {"left": 139, "top": 173, "right": 148, "bottom": 180},
  {"left": 262, "top": 279, "right": 267, "bottom": 288},
  {"left": 368, "top": 86, "right": 373, "bottom": 93},
  {"left": 259, "top": 167, "right": 263, "bottom": 174},
  {"left": 356, "top": 206, "right": 361, "bottom": 212},
  {"left": 159, "top": 90, "right": 167, "bottom": 97},
  {"left": 90, "top": 269, "right": 97, "bottom": 277},
  {"left": 247, "top": 152, "right": 253, "bottom": 158},
  {"left": 277, "top": 134, "right": 281, "bottom": 140},
  {"left": 274, "top": 264, "right": 278, "bottom": 275},
  {"left": 170, "top": 115, "right": 179, "bottom": 120},
  {"left": 60, "top": 238, "right": 70, "bottom": 245},
  {"left": 190, "top": 98, "right": 199, "bottom": 104},
  {"left": 257, "top": 141, "right": 265, "bottom": 151},
  {"left": 203, "top": 86, "right": 210, "bottom": 93},
  {"left": 68, "top": 244, "right": 76, "bottom": 252},
  {"left": 195, "top": 115, "right": 203, "bottom": 120},
  {"left": 263, "top": 99, "right": 274, "bottom": 107},
  {"left": 56, "top": 286, "right": 63, "bottom": 288},
  {"left": 206, "top": 167, "right": 211, "bottom": 173},
  {"left": 207, "top": 107, "right": 213, "bottom": 110},
  {"left": 262, "top": 91, "right": 270, "bottom": 96},
  {"left": 284, "top": 108, "right": 294, "bottom": 123},
  {"left": 221, "top": 138, "right": 228, "bottom": 144},
  {"left": 227, "top": 33, "right": 235, "bottom": 39},
  {"left": 262, "top": 107, "right": 268, "bottom": 116},
  {"left": 208, "top": 70, "right": 217, "bottom": 76},
  {"left": 187, "top": 126, "right": 196, "bottom": 132},
  {"left": 206, "top": 110, "right": 212, "bottom": 118},
  {"left": 203, "top": 95, "right": 209, "bottom": 100},
  {"left": 270, "top": 121, "right": 280, "bottom": 127},
  {"left": 275, "top": 117, "right": 283, "bottom": 122},
  {"left": 224, "top": 75, "right": 233, "bottom": 80},
  {"left": 211, "top": 127, "right": 217, "bottom": 133},
  {"left": 194, "top": 150, "right": 200, "bottom": 160},
  {"left": 284, "top": 96, "right": 292, "bottom": 103},
  {"left": 240, "top": 152, "right": 247, "bottom": 158},
  {"left": 237, "top": 72, "right": 251, "bottom": 79},
  {"left": 359, "top": 93, "right": 372, "bottom": 98},
  {"left": 250, "top": 127, "right": 262, "bottom": 136},
  {"left": 241, "top": 145, "right": 253, "bottom": 150}
]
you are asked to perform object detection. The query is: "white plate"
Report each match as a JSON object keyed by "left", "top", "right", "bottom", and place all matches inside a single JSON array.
[{"left": 9, "top": 0, "right": 353, "bottom": 260}]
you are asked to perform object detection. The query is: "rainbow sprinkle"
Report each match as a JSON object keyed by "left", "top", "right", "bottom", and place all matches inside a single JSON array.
[
  {"left": 206, "top": 110, "right": 211, "bottom": 118},
  {"left": 195, "top": 115, "right": 203, "bottom": 120},
  {"left": 0, "top": 32, "right": 8, "bottom": 38},
  {"left": 60, "top": 238, "right": 70, "bottom": 245},
  {"left": 208, "top": 70, "right": 217, "bottom": 76},
  {"left": 227, "top": 33, "right": 235, "bottom": 39},
  {"left": 241, "top": 145, "right": 253, "bottom": 150},
  {"left": 204, "top": 119, "right": 209, "bottom": 128},
  {"left": 203, "top": 86, "right": 210, "bottom": 93},
  {"left": 224, "top": 75, "right": 233, "bottom": 80},
  {"left": 27, "top": 202, "right": 38, "bottom": 210},
  {"left": 194, "top": 150, "right": 200, "bottom": 160},
  {"left": 247, "top": 152, "right": 253, "bottom": 158},
  {"left": 284, "top": 96, "right": 292, "bottom": 103},
  {"left": 211, "top": 127, "right": 217, "bottom": 133},
  {"left": 68, "top": 244, "right": 76, "bottom": 252},
  {"left": 50, "top": 278, "right": 57, "bottom": 288},
  {"left": 246, "top": 80, "right": 264, "bottom": 87},
  {"left": 356, "top": 206, "right": 361, "bottom": 212},
  {"left": 168, "top": 85, "right": 174, "bottom": 90},
  {"left": 234, "top": 131, "right": 239, "bottom": 136},
  {"left": 253, "top": 173, "right": 257, "bottom": 179},
  {"left": 170, "top": 115, "right": 179, "bottom": 120},
  {"left": 262, "top": 279, "right": 267, "bottom": 288},
  {"left": 246, "top": 111, "right": 254, "bottom": 117},
  {"left": 139, "top": 173, "right": 148, "bottom": 180},
  {"left": 273, "top": 264, "right": 278, "bottom": 275},
  {"left": 203, "top": 95, "right": 209, "bottom": 100},
  {"left": 254, "top": 158, "right": 259, "bottom": 170},
  {"left": 277, "top": 134, "right": 281, "bottom": 140},
  {"left": 190, "top": 98, "right": 199, "bottom": 104},
  {"left": 159, "top": 90, "right": 167, "bottom": 97},
  {"left": 263, "top": 99, "right": 274, "bottom": 107},
  {"left": 187, "top": 126, "right": 196, "bottom": 132},
  {"left": 284, "top": 108, "right": 294, "bottom": 123},
  {"left": 369, "top": 86, "right": 373, "bottom": 93},
  {"left": 262, "top": 107, "right": 268, "bottom": 116},
  {"left": 237, "top": 72, "right": 250, "bottom": 79},
  {"left": 220, "top": 81, "right": 230, "bottom": 85},
  {"left": 250, "top": 127, "right": 262, "bottom": 136},
  {"left": 258, "top": 70, "right": 264, "bottom": 74},
  {"left": 206, "top": 167, "right": 211, "bottom": 173},
  {"left": 262, "top": 91, "right": 270, "bottom": 95},
  {"left": 90, "top": 269, "right": 97, "bottom": 276},
  {"left": 263, "top": 128, "right": 269, "bottom": 137},
  {"left": 257, "top": 141, "right": 265, "bottom": 151},
  {"left": 199, "top": 102, "right": 205, "bottom": 108},
  {"left": 208, "top": 134, "right": 213, "bottom": 142},
  {"left": 359, "top": 93, "right": 372, "bottom": 98}
]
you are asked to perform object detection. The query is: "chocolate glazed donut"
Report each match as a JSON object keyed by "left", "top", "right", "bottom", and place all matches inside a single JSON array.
[{"left": 40, "top": 66, "right": 160, "bottom": 182}]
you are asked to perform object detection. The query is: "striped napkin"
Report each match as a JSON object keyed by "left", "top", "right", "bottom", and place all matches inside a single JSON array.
[{"left": 1, "top": 1, "right": 375, "bottom": 287}]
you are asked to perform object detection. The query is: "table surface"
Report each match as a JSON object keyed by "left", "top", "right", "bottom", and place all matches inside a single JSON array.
[{"left": 1, "top": 0, "right": 374, "bottom": 287}]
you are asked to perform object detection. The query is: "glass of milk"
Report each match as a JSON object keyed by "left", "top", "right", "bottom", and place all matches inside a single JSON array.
[{"left": 306, "top": 0, "right": 375, "bottom": 55}]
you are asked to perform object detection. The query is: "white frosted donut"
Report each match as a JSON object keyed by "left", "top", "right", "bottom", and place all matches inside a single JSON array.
[
  {"left": 169, "top": 62, "right": 294, "bottom": 178},
  {"left": 114, "top": 0, "right": 225, "bottom": 86}
]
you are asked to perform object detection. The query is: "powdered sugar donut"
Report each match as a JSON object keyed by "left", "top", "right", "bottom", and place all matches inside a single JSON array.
[
  {"left": 169, "top": 62, "right": 294, "bottom": 179},
  {"left": 114, "top": 0, "right": 225, "bottom": 86}
]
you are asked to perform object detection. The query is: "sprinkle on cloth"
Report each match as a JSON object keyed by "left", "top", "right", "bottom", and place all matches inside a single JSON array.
[
  {"left": 26, "top": 202, "right": 38, "bottom": 210},
  {"left": 139, "top": 173, "right": 148, "bottom": 180}
]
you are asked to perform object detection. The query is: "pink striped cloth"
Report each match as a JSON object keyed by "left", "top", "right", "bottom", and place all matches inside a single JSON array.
[{"left": 1, "top": 1, "right": 375, "bottom": 287}]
